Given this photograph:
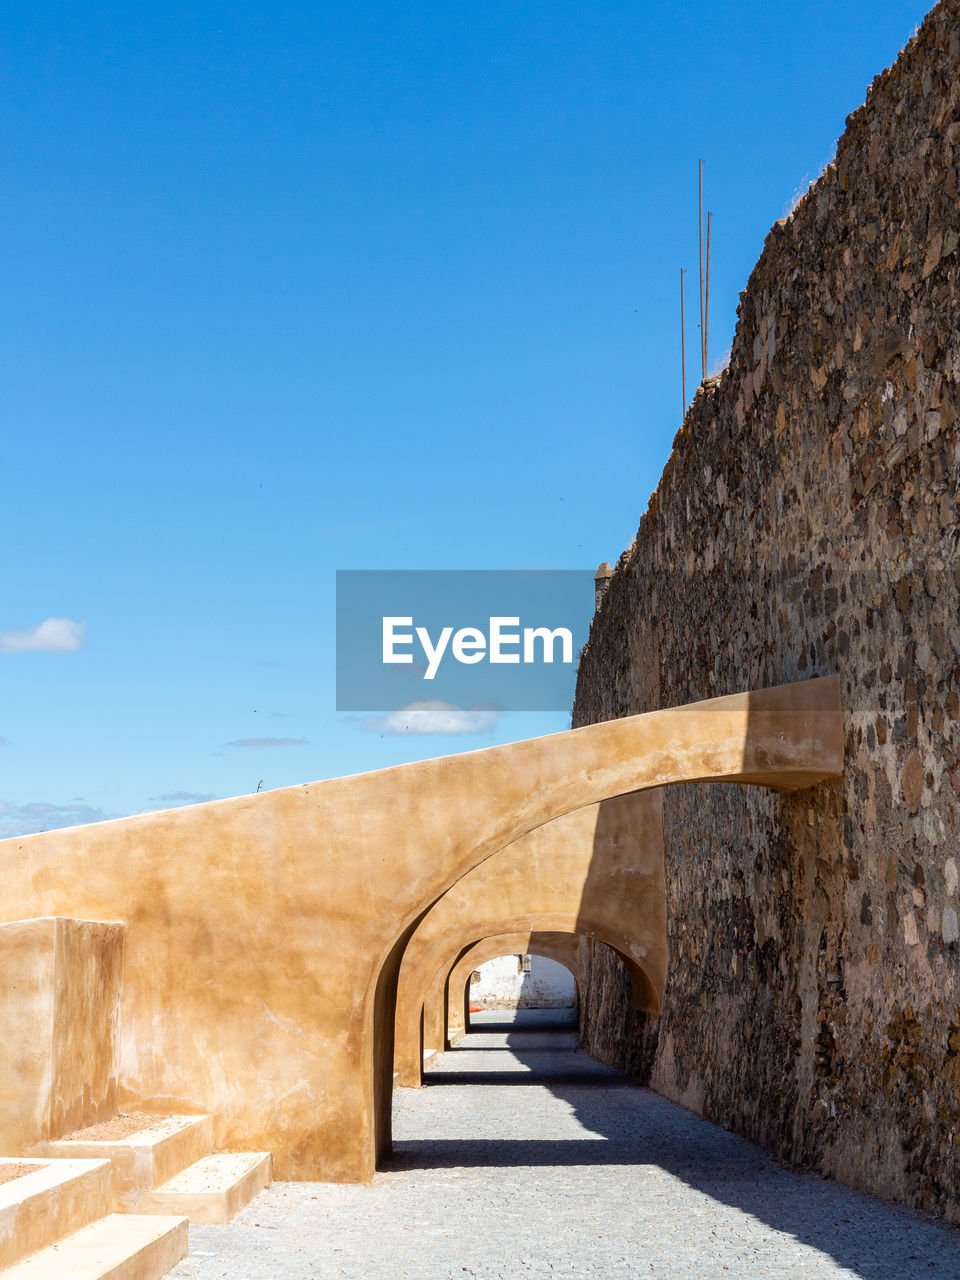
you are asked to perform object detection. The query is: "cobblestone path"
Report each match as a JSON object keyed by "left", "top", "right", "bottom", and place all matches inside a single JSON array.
[{"left": 171, "top": 1010, "right": 960, "bottom": 1279}]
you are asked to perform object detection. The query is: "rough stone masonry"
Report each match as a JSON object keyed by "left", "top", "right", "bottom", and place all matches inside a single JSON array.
[{"left": 574, "top": 0, "right": 960, "bottom": 1224}]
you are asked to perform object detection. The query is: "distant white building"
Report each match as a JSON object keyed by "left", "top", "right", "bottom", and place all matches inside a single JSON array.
[{"left": 469, "top": 954, "right": 575, "bottom": 1009}]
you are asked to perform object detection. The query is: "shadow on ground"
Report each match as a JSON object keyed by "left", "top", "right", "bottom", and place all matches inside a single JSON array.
[{"left": 389, "top": 1009, "right": 960, "bottom": 1280}]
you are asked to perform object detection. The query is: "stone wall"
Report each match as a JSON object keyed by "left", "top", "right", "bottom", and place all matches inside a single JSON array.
[{"left": 573, "top": 0, "right": 960, "bottom": 1222}]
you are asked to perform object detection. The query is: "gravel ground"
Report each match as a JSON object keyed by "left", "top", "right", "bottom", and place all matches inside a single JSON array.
[{"left": 170, "top": 1010, "right": 960, "bottom": 1280}]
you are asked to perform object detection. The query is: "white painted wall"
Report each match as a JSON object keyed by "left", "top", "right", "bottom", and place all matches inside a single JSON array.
[{"left": 469, "top": 954, "right": 576, "bottom": 1008}]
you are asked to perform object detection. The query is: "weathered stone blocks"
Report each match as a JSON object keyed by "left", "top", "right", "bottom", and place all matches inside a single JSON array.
[{"left": 574, "top": 0, "right": 960, "bottom": 1225}]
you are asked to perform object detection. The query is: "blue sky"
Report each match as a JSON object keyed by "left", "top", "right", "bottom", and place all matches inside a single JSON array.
[{"left": 0, "top": 0, "right": 931, "bottom": 834}]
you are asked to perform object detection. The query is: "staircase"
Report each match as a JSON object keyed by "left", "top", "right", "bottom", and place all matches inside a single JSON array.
[
  {"left": 33, "top": 1113, "right": 271, "bottom": 1223},
  {"left": 0, "top": 918, "right": 274, "bottom": 1276},
  {"left": 3, "top": 1115, "right": 272, "bottom": 1277},
  {"left": 0, "top": 1158, "right": 187, "bottom": 1278}
]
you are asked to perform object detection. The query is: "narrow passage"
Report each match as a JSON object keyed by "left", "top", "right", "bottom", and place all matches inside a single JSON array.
[{"left": 173, "top": 1010, "right": 960, "bottom": 1280}]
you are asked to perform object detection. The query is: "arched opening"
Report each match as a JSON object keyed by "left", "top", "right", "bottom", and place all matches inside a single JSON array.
[
  {"left": 445, "top": 933, "right": 585, "bottom": 1048},
  {"left": 443, "top": 933, "right": 654, "bottom": 1056},
  {"left": 386, "top": 941, "right": 637, "bottom": 1177},
  {"left": 369, "top": 678, "right": 841, "bottom": 1181},
  {"left": 388, "top": 790, "right": 665, "bottom": 1101},
  {"left": 372, "top": 781, "right": 671, "bottom": 1176},
  {"left": 449, "top": 954, "right": 582, "bottom": 1071},
  {"left": 377, "top": 925, "right": 662, "bottom": 1187}
]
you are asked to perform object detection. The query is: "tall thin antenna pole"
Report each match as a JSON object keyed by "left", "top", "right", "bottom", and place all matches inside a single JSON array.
[
  {"left": 698, "top": 158, "right": 705, "bottom": 380},
  {"left": 680, "top": 267, "right": 687, "bottom": 414},
  {"left": 705, "top": 211, "right": 712, "bottom": 378}
]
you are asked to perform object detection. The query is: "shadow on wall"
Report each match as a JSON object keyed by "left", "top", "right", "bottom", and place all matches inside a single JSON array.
[
  {"left": 516, "top": 955, "right": 576, "bottom": 1010},
  {"left": 453, "top": 934, "right": 585, "bottom": 1044},
  {"left": 402, "top": 1016, "right": 956, "bottom": 1280},
  {"left": 463, "top": 956, "right": 578, "bottom": 1040},
  {"left": 470, "top": 954, "right": 576, "bottom": 1010},
  {"left": 574, "top": 791, "right": 666, "bottom": 1075},
  {"left": 577, "top": 936, "right": 659, "bottom": 1082},
  {"left": 577, "top": 676, "right": 849, "bottom": 1093}
]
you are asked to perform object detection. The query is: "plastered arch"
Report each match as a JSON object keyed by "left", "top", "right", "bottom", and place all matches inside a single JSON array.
[
  {"left": 430, "top": 931, "right": 584, "bottom": 1056},
  {"left": 399, "top": 907, "right": 658, "bottom": 1088},
  {"left": 394, "top": 788, "right": 664, "bottom": 1088}
]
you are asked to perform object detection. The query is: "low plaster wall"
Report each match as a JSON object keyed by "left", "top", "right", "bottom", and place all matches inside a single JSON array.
[
  {"left": 0, "top": 918, "right": 123, "bottom": 1152},
  {"left": 574, "top": 0, "right": 960, "bottom": 1221}
]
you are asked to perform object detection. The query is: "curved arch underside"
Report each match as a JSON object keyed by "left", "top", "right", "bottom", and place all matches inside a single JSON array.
[
  {"left": 0, "top": 676, "right": 842, "bottom": 1181},
  {"left": 440, "top": 930, "right": 653, "bottom": 1052},
  {"left": 393, "top": 789, "right": 664, "bottom": 1088},
  {"left": 436, "top": 931, "right": 585, "bottom": 1052}
]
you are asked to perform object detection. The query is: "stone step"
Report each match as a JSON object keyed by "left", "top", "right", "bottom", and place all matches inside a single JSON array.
[
  {"left": 138, "top": 1151, "right": 272, "bottom": 1224},
  {"left": 0, "top": 1158, "right": 112, "bottom": 1270},
  {"left": 0, "top": 1213, "right": 187, "bottom": 1280},
  {"left": 32, "top": 1116, "right": 213, "bottom": 1210}
]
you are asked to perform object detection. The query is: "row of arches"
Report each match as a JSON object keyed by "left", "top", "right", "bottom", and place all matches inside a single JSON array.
[
  {"left": 391, "top": 789, "right": 664, "bottom": 1092},
  {"left": 440, "top": 932, "right": 584, "bottom": 1048},
  {"left": 0, "top": 675, "right": 842, "bottom": 1180},
  {"left": 368, "top": 676, "right": 843, "bottom": 1173},
  {"left": 375, "top": 676, "right": 844, "bottom": 1168}
]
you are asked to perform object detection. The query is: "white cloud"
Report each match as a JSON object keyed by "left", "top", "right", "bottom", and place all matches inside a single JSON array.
[
  {"left": 0, "top": 618, "right": 86, "bottom": 653},
  {"left": 0, "top": 799, "right": 108, "bottom": 837},
  {"left": 148, "top": 791, "right": 217, "bottom": 807},
  {"left": 358, "top": 700, "right": 501, "bottom": 736},
  {"left": 226, "top": 737, "right": 308, "bottom": 749}
]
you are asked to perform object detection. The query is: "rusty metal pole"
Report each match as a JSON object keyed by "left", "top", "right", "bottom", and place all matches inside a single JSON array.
[
  {"left": 680, "top": 266, "right": 687, "bottom": 414},
  {"left": 698, "top": 159, "right": 705, "bottom": 380},
  {"left": 705, "top": 211, "right": 712, "bottom": 377}
]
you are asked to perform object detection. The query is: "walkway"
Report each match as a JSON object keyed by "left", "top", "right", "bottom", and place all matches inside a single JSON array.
[{"left": 171, "top": 1010, "right": 960, "bottom": 1279}]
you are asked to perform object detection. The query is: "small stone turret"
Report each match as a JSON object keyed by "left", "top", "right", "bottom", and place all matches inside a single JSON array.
[{"left": 594, "top": 562, "right": 614, "bottom": 611}]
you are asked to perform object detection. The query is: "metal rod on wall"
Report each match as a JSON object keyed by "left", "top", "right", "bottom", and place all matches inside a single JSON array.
[
  {"left": 680, "top": 267, "right": 687, "bottom": 414},
  {"left": 705, "top": 210, "right": 712, "bottom": 378},
  {"left": 698, "top": 159, "right": 705, "bottom": 380}
]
